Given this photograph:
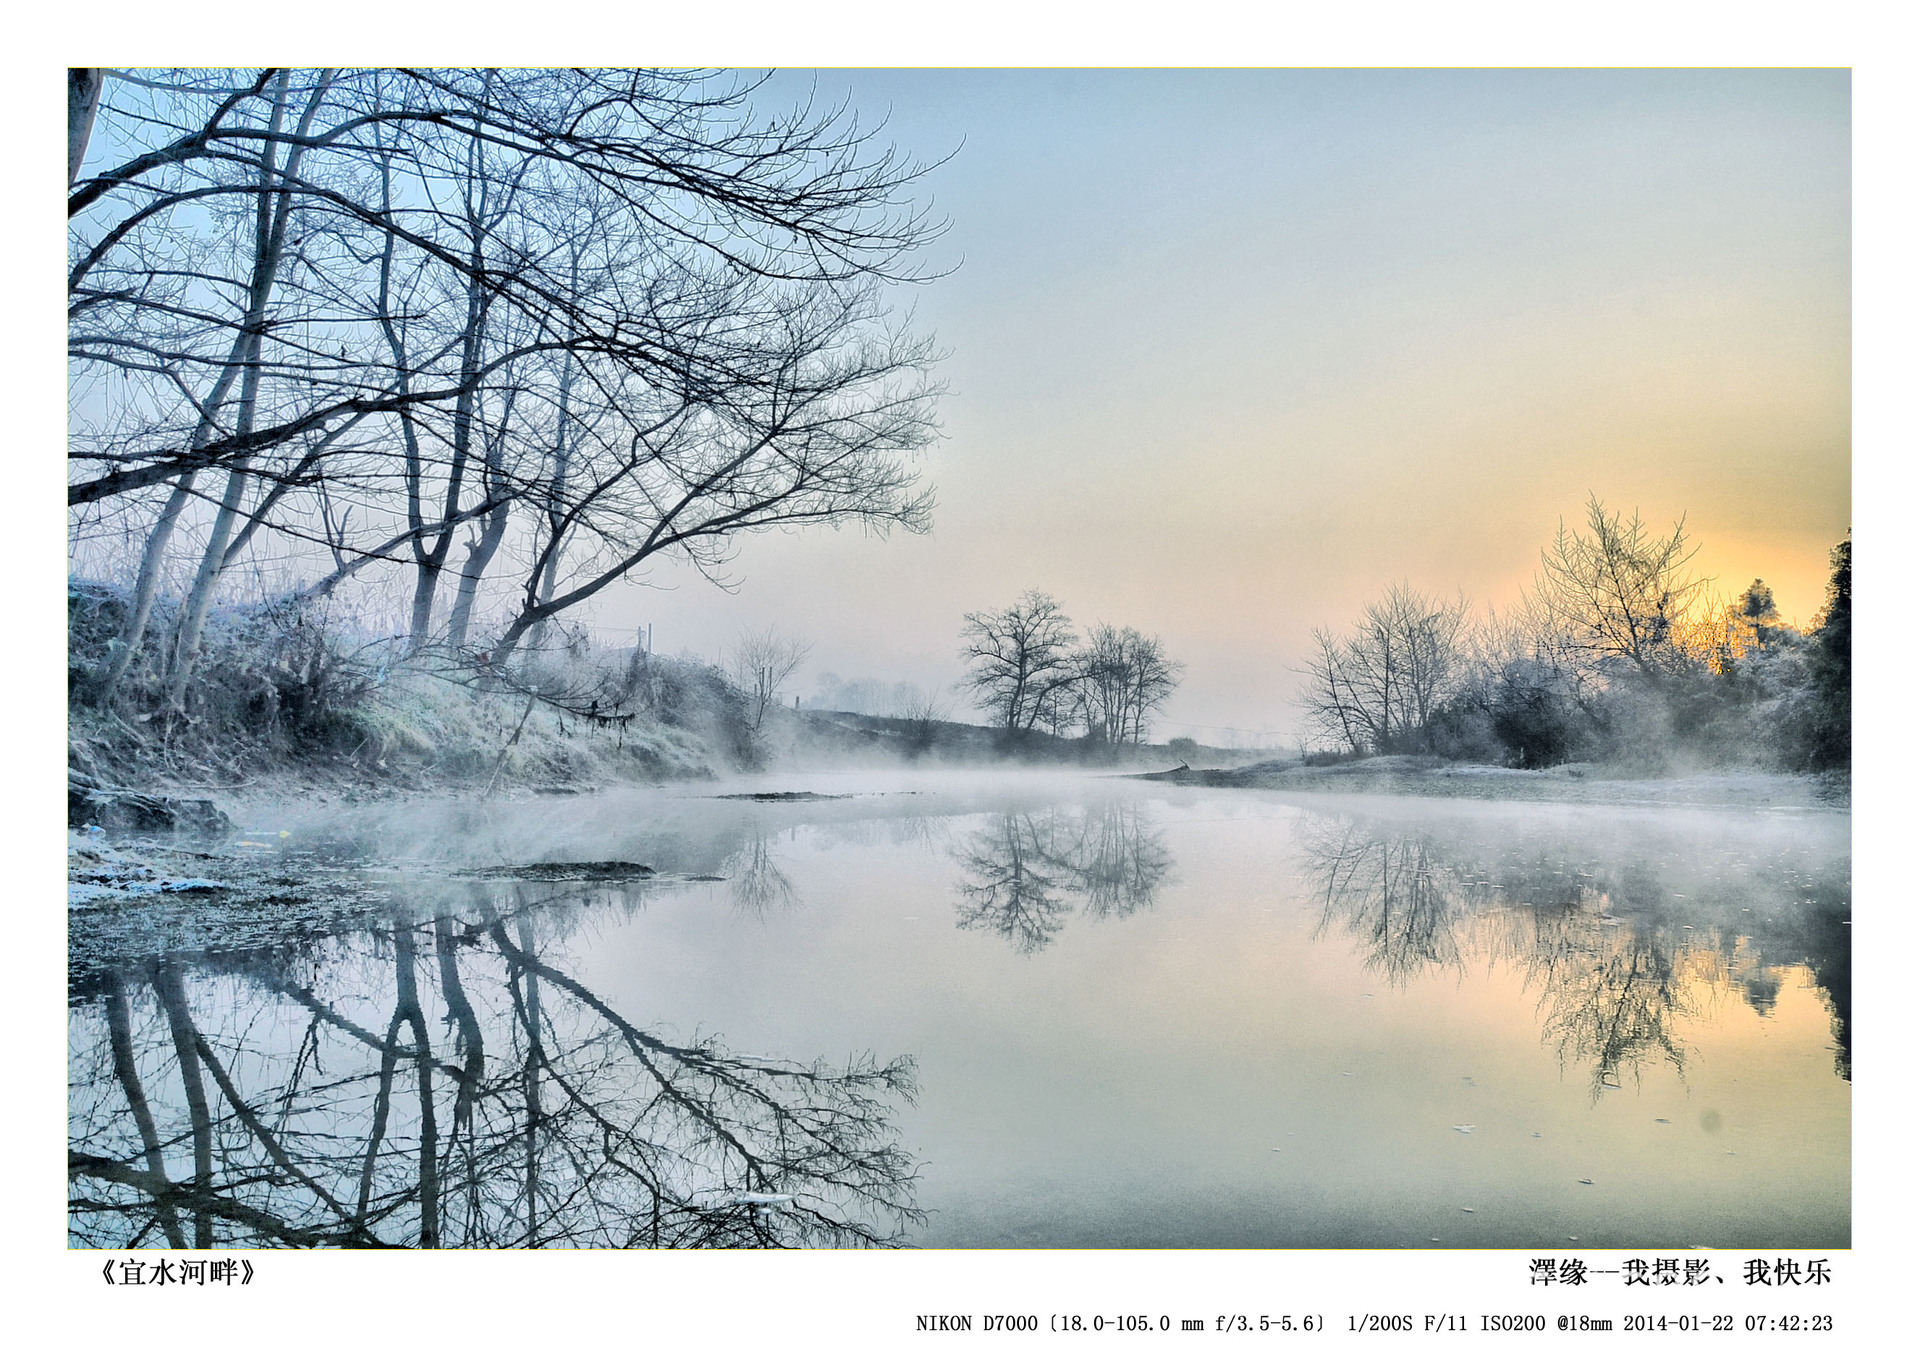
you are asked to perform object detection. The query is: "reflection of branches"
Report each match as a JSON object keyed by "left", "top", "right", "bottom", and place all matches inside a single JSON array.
[
  {"left": 951, "top": 801, "right": 1173, "bottom": 954},
  {"left": 101, "top": 969, "right": 184, "bottom": 1249},
  {"left": 1300, "top": 817, "right": 1466, "bottom": 984},
  {"left": 68, "top": 892, "right": 922, "bottom": 1249},
  {"left": 1531, "top": 924, "right": 1691, "bottom": 1098},
  {"left": 953, "top": 812, "right": 1073, "bottom": 954},
  {"left": 1799, "top": 887, "right": 1851, "bottom": 1082},
  {"left": 490, "top": 921, "right": 918, "bottom": 1246},
  {"left": 1075, "top": 800, "right": 1175, "bottom": 920},
  {"left": 153, "top": 962, "right": 214, "bottom": 1248},
  {"left": 1295, "top": 815, "right": 1850, "bottom": 1098},
  {"left": 725, "top": 833, "right": 797, "bottom": 914}
]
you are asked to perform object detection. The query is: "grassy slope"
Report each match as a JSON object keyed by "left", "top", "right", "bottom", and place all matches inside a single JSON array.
[{"left": 69, "top": 670, "right": 722, "bottom": 805}]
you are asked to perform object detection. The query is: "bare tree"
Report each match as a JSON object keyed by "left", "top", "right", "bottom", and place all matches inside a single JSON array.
[
  {"left": 161, "top": 70, "right": 343, "bottom": 709},
  {"left": 85, "top": 70, "right": 344, "bottom": 705},
  {"left": 69, "top": 68, "right": 946, "bottom": 709},
  {"left": 488, "top": 281, "right": 938, "bottom": 661},
  {"left": 1076, "top": 623, "right": 1182, "bottom": 744},
  {"left": 71, "top": 69, "right": 942, "bottom": 501},
  {"left": 1528, "top": 495, "right": 1709, "bottom": 682},
  {"left": 960, "top": 590, "right": 1079, "bottom": 734},
  {"left": 728, "top": 627, "right": 811, "bottom": 739},
  {"left": 1296, "top": 582, "right": 1471, "bottom": 754},
  {"left": 898, "top": 682, "right": 952, "bottom": 754}
]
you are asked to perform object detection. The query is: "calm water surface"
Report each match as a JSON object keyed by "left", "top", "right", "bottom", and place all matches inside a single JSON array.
[{"left": 69, "top": 771, "right": 1849, "bottom": 1249}]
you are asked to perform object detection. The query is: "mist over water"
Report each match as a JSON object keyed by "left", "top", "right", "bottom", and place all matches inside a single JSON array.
[{"left": 70, "top": 771, "right": 1848, "bottom": 1249}]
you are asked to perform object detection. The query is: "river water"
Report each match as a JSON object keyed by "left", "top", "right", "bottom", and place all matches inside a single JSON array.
[{"left": 68, "top": 770, "right": 1849, "bottom": 1249}]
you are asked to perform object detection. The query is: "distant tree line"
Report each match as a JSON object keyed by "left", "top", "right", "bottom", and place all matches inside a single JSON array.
[
  {"left": 805, "top": 673, "right": 943, "bottom": 719},
  {"left": 959, "top": 590, "right": 1183, "bottom": 745},
  {"left": 1297, "top": 498, "right": 1850, "bottom": 773}
]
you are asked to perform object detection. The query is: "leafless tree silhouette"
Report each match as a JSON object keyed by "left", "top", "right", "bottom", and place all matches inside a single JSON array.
[
  {"left": 1295, "top": 815, "right": 1850, "bottom": 1097},
  {"left": 69, "top": 885, "right": 923, "bottom": 1248},
  {"left": 952, "top": 800, "right": 1173, "bottom": 953},
  {"left": 70, "top": 68, "right": 945, "bottom": 709}
]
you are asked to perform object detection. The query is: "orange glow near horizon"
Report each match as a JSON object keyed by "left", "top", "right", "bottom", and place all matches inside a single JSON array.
[{"left": 582, "top": 70, "right": 1849, "bottom": 739}]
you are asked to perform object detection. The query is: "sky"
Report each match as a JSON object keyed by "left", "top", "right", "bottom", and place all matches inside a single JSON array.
[{"left": 570, "top": 67, "right": 1852, "bottom": 743}]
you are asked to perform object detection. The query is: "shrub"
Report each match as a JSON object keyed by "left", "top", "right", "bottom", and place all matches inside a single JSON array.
[{"left": 1486, "top": 659, "right": 1596, "bottom": 769}]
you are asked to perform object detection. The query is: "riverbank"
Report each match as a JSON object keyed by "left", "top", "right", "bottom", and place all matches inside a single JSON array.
[
  {"left": 69, "top": 683, "right": 1273, "bottom": 824},
  {"left": 1156, "top": 753, "right": 1848, "bottom": 810},
  {"left": 65, "top": 663, "right": 732, "bottom": 819}
]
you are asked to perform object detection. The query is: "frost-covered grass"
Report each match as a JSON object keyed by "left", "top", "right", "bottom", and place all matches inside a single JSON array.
[
  {"left": 70, "top": 667, "right": 730, "bottom": 797},
  {"left": 320, "top": 668, "right": 720, "bottom": 787},
  {"left": 69, "top": 581, "right": 748, "bottom": 797}
]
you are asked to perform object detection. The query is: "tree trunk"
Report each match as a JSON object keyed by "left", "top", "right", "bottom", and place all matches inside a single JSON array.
[
  {"left": 95, "top": 313, "right": 261, "bottom": 704},
  {"left": 155, "top": 963, "right": 214, "bottom": 1248},
  {"left": 167, "top": 464, "right": 252, "bottom": 710},
  {"left": 406, "top": 119, "right": 499, "bottom": 652},
  {"left": 105, "top": 970, "right": 187, "bottom": 1248},
  {"left": 164, "top": 71, "right": 331, "bottom": 707},
  {"left": 69, "top": 69, "right": 104, "bottom": 185},
  {"left": 356, "top": 1007, "right": 406, "bottom": 1226},
  {"left": 516, "top": 912, "right": 543, "bottom": 1246},
  {"left": 444, "top": 501, "right": 510, "bottom": 652},
  {"left": 93, "top": 476, "right": 195, "bottom": 705},
  {"left": 446, "top": 386, "right": 518, "bottom": 651},
  {"left": 392, "top": 919, "right": 440, "bottom": 1248}
]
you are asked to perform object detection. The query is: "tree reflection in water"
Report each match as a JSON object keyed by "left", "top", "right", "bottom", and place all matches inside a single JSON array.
[
  {"left": 1299, "top": 819, "right": 1466, "bottom": 984},
  {"left": 69, "top": 883, "right": 923, "bottom": 1249},
  {"left": 1297, "top": 815, "right": 1851, "bottom": 1096},
  {"left": 952, "top": 799, "right": 1173, "bottom": 953},
  {"left": 724, "top": 832, "right": 800, "bottom": 914}
]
